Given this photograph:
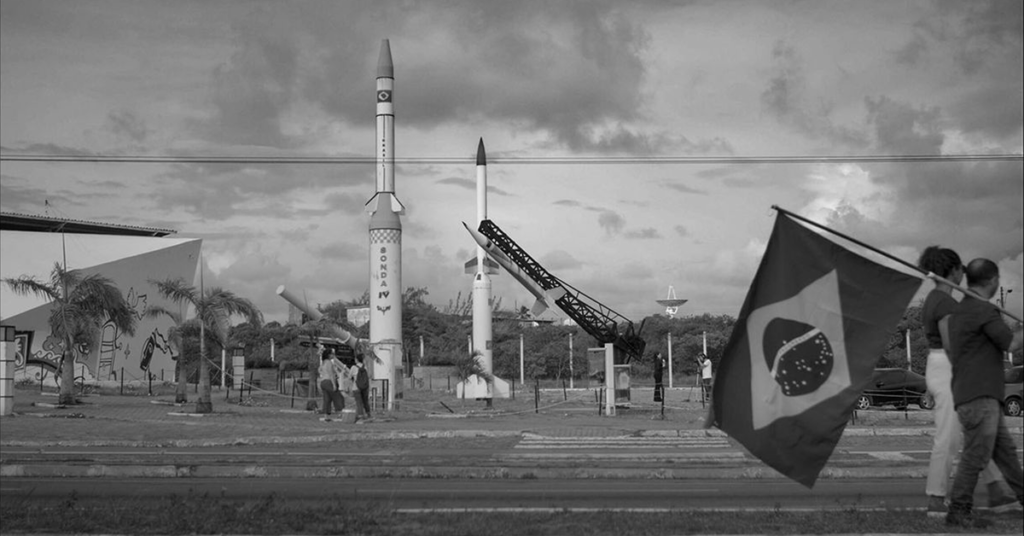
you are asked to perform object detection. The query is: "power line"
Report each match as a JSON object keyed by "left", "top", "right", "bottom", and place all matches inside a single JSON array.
[{"left": 1, "top": 153, "right": 1020, "bottom": 165}]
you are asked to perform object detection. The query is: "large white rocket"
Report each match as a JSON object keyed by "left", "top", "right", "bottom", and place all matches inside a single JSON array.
[{"left": 366, "top": 39, "right": 403, "bottom": 410}]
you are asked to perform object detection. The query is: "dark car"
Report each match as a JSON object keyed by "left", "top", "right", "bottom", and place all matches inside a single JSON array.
[
  {"left": 855, "top": 368, "right": 934, "bottom": 410},
  {"left": 1005, "top": 366, "right": 1023, "bottom": 417}
]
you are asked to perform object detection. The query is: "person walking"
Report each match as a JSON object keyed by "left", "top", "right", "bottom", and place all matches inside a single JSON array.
[
  {"left": 317, "top": 347, "right": 346, "bottom": 419},
  {"left": 946, "top": 258, "right": 1024, "bottom": 528},
  {"left": 652, "top": 352, "right": 665, "bottom": 403},
  {"left": 352, "top": 354, "right": 372, "bottom": 421},
  {"left": 917, "top": 247, "right": 1018, "bottom": 518}
]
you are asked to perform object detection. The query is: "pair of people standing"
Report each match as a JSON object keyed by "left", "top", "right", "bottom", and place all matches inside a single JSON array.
[
  {"left": 318, "top": 346, "right": 349, "bottom": 418},
  {"left": 918, "top": 247, "right": 1023, "bottom": 527}
]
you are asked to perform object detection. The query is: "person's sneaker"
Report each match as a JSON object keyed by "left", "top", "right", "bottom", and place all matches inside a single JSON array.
[
  {"left": 987, "top": 495, "right": 1023, "bottom": 515},
  {"left": 945, "top": 511, "right": 993, "bottom": 529},
  {"left": 926, "top": 495, "right": 947, "bottom": 519}
]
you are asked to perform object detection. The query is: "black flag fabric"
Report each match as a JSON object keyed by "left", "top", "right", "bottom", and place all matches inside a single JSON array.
[{"left": 711, "top": 214, "right": 922, "bottom": 488}]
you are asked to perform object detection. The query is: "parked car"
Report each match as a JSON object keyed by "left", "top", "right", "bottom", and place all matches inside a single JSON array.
[
  {"left": 1005, "top": 365, "right": 1023, "bottom": 417},
  {"left": 855, "top": 368, "right": 934, "bottom": 410}
]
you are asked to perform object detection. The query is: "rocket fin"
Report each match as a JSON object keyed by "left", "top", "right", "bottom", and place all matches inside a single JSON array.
[
  {"left": 464, "top": 257, "right": 500, "bottom": 275},
  {"left": 530, "top": 298, "right": 548, "bottom": 317},
  {"left": 365, "top": 193, "right": 406, "bottom": 215}
]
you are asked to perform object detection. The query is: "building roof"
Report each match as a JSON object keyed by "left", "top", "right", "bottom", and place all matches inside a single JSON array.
[{"left": 0, "top": 211, "right": 176, "bottom": 237}]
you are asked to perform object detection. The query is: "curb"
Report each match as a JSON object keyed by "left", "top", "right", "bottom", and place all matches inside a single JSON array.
[
  {"left": 0, "top": 462, "right": 932, "bottom": 481},
  {"left": 3, "top": 427, "right": 1020, "bottom": 449}
]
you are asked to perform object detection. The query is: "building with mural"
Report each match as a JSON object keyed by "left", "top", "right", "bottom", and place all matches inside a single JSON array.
[{"left": 0, "top": 212, "right": 202, "bottom": 385}]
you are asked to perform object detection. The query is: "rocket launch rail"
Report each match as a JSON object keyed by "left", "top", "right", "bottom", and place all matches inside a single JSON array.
[{"left": 477, "top": 219, "right": 646, "bottom": 363}]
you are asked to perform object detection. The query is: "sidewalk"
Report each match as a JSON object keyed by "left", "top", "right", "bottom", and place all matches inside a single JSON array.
[{"left": 0, "top": 384, "right": 968, "bottom": 447}]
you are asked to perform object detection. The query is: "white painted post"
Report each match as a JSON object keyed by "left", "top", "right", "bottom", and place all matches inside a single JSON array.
[
  {"left": 519, "top": 334, "right": 525, "bottom": 385},
  {"left": 270, "top": 338, "right": 275, "bottom": 362},
  {"left": 568, "top": 333, "right": 574, "bottom": 390},
  {"left": 604, "top": 343, "right": 615, "bottom": 417},
  {"left": 906, "top": 330, "right": 912, "bottom": 370},
  {"left": 221, "top": 348, "right": 226, "bottom": 389},
  {"left": 667, "top": 332, "right": 673, "bottom": 389}
]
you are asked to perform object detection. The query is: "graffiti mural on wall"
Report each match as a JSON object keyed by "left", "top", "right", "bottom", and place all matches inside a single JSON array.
[
  {"left": 13, "top": 287, "right": 175, "bottom": 382},
  {"left": 140, "top": 329, "right": 171, "bottom": 372}
]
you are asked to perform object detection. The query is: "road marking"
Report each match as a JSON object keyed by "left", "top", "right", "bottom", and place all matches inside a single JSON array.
[
  {"left": 396, "top": 507, "right": 925, "bottom": 514},
  {"left": 859, "top": 451, "right": 914, "bottom": 461},
  {"left": 515, "top": 436, "right": 730, "bottom": 449}
]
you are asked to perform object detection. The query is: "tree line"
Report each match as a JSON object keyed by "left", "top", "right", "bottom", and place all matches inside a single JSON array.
[{"left": 7, "top": 266, "right": 1020, "bottom": 415}]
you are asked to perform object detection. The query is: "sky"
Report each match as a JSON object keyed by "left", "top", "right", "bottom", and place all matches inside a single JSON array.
[{"left": 2, "top": 0, "right": 1022, "bottom": 325}]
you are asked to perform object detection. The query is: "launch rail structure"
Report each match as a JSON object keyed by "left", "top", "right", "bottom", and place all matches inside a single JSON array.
[{"left": 477, "top": 219, "right": 646, "bottom": 363}]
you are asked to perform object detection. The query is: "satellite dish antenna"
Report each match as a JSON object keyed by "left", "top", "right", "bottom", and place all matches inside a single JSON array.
[{"left": 656, "top": 286, "right": 688, "bottom": 318}]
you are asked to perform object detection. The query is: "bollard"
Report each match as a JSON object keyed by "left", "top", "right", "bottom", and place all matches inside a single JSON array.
[
  {"left": 511, "top": 378, "right": 515, "bottom": 400},
  {"left": 148, "top": 373, "right": 153, "bottom": 396},
  {"left": 562, "top": 378, "right": 567, "bottom": 401},
  {"left": 120, "top": 368, "right": 125, "bottom": 395}
]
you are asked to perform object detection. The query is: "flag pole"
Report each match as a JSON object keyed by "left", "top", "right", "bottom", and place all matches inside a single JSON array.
[{"left": 772, "top": 206, "right": 1022, "bottom": 323}]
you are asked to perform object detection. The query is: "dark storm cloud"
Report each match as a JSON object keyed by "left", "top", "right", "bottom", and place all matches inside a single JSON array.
[
  {"left": 760, "top": 40, "right": 869, "bottom": 149},
  {"left": 3, "top": 143, "right": 93, "bottom": 156},
  {"left": 864, "top": 96, "right": 943, "bottom": 155},
  {"left": 151, "top": 160, "right": 369, "bottom": 220},
  {"left": 196, "top": 9, "right": 300, "bottom": 148},
  {"left": 924, "top": 0, "right": 1023, "bottom": 75},
  {"left": 833, "top": 160, "right": 1023, "bottom": 261},
  {"left": 300, "top": 1, "right": 698, "bottom": 154},
  {"left": 105, "top": 110, "right": 148, "bottom": 143},
  {"left": 0, "top": 175, "right": 78, "bottom": 212},
  {"left": 904, "top": 1, "right": 1022, "bottom": 139}
]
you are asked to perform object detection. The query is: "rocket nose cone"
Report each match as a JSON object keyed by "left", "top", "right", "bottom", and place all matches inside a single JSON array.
[
  {"left": 476, "top": 138, "right": 486, "bottom": 166},
  {"left": 377, "top": 39, "right": 394, "bottom": 78}
]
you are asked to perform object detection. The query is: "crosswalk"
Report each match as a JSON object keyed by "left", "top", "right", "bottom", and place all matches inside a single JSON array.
[{"left": 515, "top": 434, "right": 731, "bottom": 450}]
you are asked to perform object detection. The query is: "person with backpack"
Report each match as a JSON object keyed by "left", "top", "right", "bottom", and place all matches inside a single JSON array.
[{"left": 352, "top": 354, "right": 371, "bottom": 421}]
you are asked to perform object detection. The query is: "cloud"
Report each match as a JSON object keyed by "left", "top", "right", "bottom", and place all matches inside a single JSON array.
[
  {"left": 864, "top": 96, "right": 943, "bottom": 155},
  {"left": 542, "top": 249, "right": 583, "bottom": 271},
  {"left": 625, "top": 227, "right": 661, "bottom": 239},
  {"left": 436, "top": 177, "right": 512, "bottom": 196},
  {"left": 597, "top": 210, "right": 625, "bottom": 235},
  {"left": 195, "top": 9, "right": 300, "bottom": 148},
  {"left": 105, "top": 110, "right": 148, "bottom": 143},
  {"left": 760, "top": 40, "right": 868, "bottom": 149},
  {"left": 674, "top": 225, "right": 689, "bottom": 238},
  {"left": 663, "top": 182, "right": 706, "bottom": 195}
]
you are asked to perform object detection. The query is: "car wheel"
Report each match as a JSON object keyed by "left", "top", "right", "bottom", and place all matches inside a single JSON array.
[
  {"left": 919, "top": 393, "right": 935, "bottom": 410},
  {"left": 1006, "top": 397, "right": 1022, "bottom": 417},
  {"left": 855, "top": 395, "right": 871, "bottom": 411}
]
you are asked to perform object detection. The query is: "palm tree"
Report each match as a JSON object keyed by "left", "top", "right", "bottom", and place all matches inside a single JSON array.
[
  {"left": 4, "top": 263, "right": 136, "bottom": 405},
  {"left": 150, "top": 278, "right": 262, "bottom": 413}
]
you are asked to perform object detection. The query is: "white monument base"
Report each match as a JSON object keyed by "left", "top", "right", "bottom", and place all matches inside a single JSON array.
[{"left": 456, "top": 374, "right": 510, "bottom": 399}]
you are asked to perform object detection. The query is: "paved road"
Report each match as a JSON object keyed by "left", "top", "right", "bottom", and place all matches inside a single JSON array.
[{"left": 0, "top": 477, "right": 946, "bottom": 511}]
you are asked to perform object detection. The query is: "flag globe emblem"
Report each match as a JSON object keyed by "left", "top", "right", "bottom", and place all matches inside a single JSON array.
[
  {"left": 765, "top": 319, "right": 834, "bottom": 397},
  {"left": 747, "top": 269, "right": 850, "bottom": 430}
]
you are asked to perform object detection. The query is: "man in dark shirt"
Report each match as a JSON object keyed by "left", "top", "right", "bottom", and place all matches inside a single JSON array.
[{"left": 947, "top": 258, "right": 1024, "bottom": 527}]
